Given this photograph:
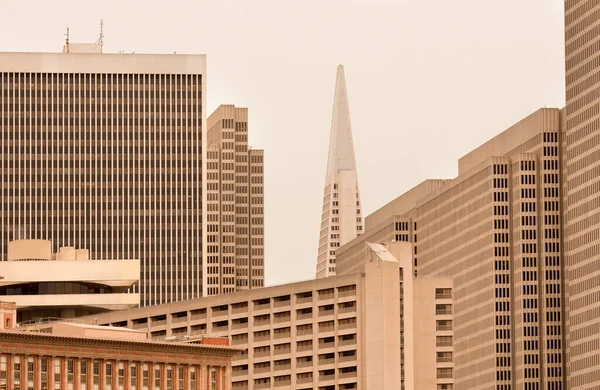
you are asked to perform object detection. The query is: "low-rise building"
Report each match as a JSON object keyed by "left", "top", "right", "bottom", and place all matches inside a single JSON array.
[
  {"left": 78, "top": 242, "right": 453, "bottom": 390},
  {"left": 0, "top": 239, "right": 139, "bottom": 321},
  {"left": 0, "top": 321, "right": 242, "bottom": 390}
]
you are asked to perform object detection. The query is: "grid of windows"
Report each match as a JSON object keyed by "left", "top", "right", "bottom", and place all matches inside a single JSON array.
[
  {"left": 205, "top": 106, "right": 264, "bottom": 296},
  {"left": 0, "top": 68, "right": 203, "bottom": 307}
]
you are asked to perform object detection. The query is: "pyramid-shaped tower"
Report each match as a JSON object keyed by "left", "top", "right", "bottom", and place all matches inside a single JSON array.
[{"left": 316, "top": 65, "right": 364, "bottom": 278}]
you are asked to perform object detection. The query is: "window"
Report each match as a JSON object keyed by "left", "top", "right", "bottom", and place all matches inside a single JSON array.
[
  {"left": 105, "top": 362, "right": 112, "bottom": 389},
  {"left": 189, "top": 367, "right": 196, "bottom": 389},
  {"left": 130, "top": 364, "right": 137, "bottom": 390},
  {"left": 54, "top": 358, "right": 61, "bottom": 390},
  {"left": 142, "top": 364, "right": 149, "bottom": 389},
  {"left": 0, "top": 355, "right": 6, "bottom": 390},
  {"left": 166, "top": 366, "right": 172, "bottom": 390},
  {"left": 154, "top": 365, "right": 161, "bottom": 390},
  {"left": 13, "top": 356, "right": 20, "bottom": 390},
  {"left": 210, "top": 368, "right": 217, "bottom": 390},
  {"left": 178, "top": 367, "right": 184, "bottom": 390},
  {"left": 67, "top": 359, "right": 74, "bottom": 389},
  {"left": 80, "top": 361, "right": 87, "bottom": 389},
  {"left": 27, "top": 357, "right": 34, "bottom": 389},
  {"left": 93, "top": 361, "right": 100, "bottom": 390},
  {"left": 118, "top": 362, "right": 125, "bottom": 390},
  {"left": 435, "top": 288, "right": 451, "bottom": 299}
]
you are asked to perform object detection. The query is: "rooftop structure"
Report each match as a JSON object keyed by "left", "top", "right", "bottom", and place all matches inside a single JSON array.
[{"left": 0, "top": 239, "right": 139, "bottom": 322}]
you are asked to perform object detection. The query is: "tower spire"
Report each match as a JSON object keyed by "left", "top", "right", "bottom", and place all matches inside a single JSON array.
[
  {"left": 316, "top": 65, "right": 363, "bottom": 278},
  {"left": 325, "top": 64, "right": 358, "bottom": 185}
]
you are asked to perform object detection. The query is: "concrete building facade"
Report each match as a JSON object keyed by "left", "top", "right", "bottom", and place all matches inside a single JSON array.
[
  {"left": 0, "top": 45, "right": 206, "bottom": 307},
  {"left": 336, "top": 108, "right": 567, "bottom": 389},
  {"left": 316, "top": 65, "right": 363, "bottom": 279},
  {"left": 206, "top": 105, "right": 264, "bottom": 296},
  {"left": 0, "top": 239, "right": 139, "bottom": 321},
  {"left": 564, "top": 1, "right": 600, "bottom": 388},
  {"left": 336, "top": 179, "right": 449, "bottom": 277},
  {"left": 0, "top": 322, "right": 242, "bottom": 390},
  {"left": 79, "top": 242, "right": 452, "bottom": 390}
]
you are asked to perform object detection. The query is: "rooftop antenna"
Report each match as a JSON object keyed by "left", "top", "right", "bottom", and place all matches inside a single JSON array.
[
  {"left": 64, "top": 27, "right": 70, "bottom": 53},
  {"left": 96, "top": 19, "right": 104, "bottom": 46}
]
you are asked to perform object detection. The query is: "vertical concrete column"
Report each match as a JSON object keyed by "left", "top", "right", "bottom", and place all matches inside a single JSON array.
[
  {"left": 19, "top": 355, "right": 26, "bottom": 390},
  {"left": 88, "top": 358, "right": 94, "bottom": 390},
  {"left": 34, "top": 355, "right": 41, "bottom": 390},
  {"left": 100, "top": 359, "right": 106, "bottom": 390},
  {"left": 203, "top": 365, "right": 208, "bottom": 389},
  {"left": 364, "top": 242, "right": 403, "bottom": 390},
  {"left": 223, "top": 365, "right": 232, "bottom": 390},
  {"left": 6, "top": 354, "right": 12, "bottom": 390},
  {"left": 125, "top": 360, "right": 131, "bottom": 390},
  {"left": 149, "top": 362, "right": 155, "bottom": 390},
  {"left": 74, "top": 357, "right": 81, "bottom": 390},
  {"left": 62, "top": 357, "right": 68, "bottom": 390},
  {"left": 173, "top": 364, "right": 179, "bottom": 390}
]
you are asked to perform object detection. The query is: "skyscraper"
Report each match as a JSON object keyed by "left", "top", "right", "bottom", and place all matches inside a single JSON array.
[
  {"left": 316, "top": 65, "right": 363, "bottom": 279},
  {"left": 0, "top": 42, "right": 205, "bottom": 307},
  {"left": 564, "top": 1, "right": 600, "bottom": 387},
  {"left": 206, "top": 105, "right": 264, "bottom": 296}
]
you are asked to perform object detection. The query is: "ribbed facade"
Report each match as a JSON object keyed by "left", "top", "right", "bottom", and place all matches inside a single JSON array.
[
  {"left": 206, "top": 105, "right": 264, "bottom": 296},
  {"left": 0, "top": 51, "right": 206, "bottom": 307},
  {"left": 564, "top": 1, "right": 600, "bottom": 388}
]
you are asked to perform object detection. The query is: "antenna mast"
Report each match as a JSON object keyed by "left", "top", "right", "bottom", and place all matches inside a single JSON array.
[
  {"left": 96, "top": 20, "right": 104, "bottom": 46},
  {"left": 64, "top": 27, "right": 70, "bottom": 53}
]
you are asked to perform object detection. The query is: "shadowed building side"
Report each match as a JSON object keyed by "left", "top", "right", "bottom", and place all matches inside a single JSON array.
[{"left": 564, "top": 2, "right": 600, "bottom": 387}]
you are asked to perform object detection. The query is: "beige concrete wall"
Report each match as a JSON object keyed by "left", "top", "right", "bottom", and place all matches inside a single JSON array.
[
  {"left": 365, "top": 179, "right": 449, "bottom": 230},
  {"left": 364, "top": 243, "right": 402, "bottom": 389},
  {"left": 0, "top": 52, "right": 206, "bottom": 74},
  {"left": 458, "top": 108, "right": 559, "bottom": 175},
  {"left": 7, "top": 240, "right": 52, "bottom": 261},
  {"left": 81, "top": 274, "right": 362, "bottom": 390},
  {"left": 413, "top": 277, "right": 453, "bottom": 390},
  {"left": 0, "top": 259, "right": 139, "bottom": 287}
]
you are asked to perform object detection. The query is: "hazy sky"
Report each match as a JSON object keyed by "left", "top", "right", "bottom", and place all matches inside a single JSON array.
[{"left": 0, "top": 0, "right": 565, "bottom": 286}]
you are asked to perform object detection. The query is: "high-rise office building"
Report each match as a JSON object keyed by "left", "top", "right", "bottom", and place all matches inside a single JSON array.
[
  {"left": 206, "top": 105, "right": 264, "bottom": 296},
  {"left": 0, "top": 42, "right": 206, "bottom": 307},
  {"left": 316, "top": 65, "right": 363, "bottom": 279},
  {"left": 564, "top": 2, "right": 600, "bottom": 388},
  {"left": 337, "top": 108, "right": 567, "bottom": 389}
]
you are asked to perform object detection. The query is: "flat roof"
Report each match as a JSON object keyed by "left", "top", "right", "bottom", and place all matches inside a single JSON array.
[
  {"left": 0, "top": 330, "right": 243, "bottom": 356},
  {"left": 0, "top": 52, "right": 206, "bottom": 74}
]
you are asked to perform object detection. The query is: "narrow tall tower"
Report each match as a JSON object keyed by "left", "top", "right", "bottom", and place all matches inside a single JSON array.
[{"left": 316, "top": 65, "right": 364, "bottom": 278}]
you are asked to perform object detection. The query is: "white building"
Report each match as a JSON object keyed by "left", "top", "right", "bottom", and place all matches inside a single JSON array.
[
  {"left": 316, "top": 65, "right": 364, "bottom": 278},
  {"left": 0, "top": 239, "right": 139, "bottom": 321}
]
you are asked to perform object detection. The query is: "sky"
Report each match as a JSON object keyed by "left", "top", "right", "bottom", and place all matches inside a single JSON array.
[{"left": 0, "top": 0, "right": 566, "bottom": 286}]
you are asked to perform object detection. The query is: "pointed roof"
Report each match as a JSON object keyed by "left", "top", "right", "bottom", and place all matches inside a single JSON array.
[{"left": 325, "top": 65, "right": 358, "bottom": 185}]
